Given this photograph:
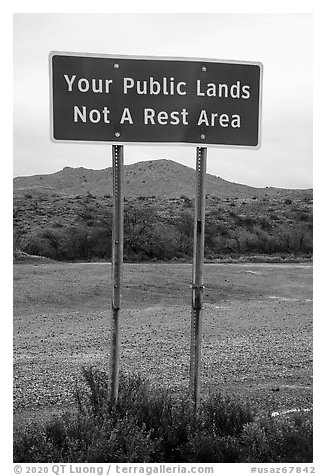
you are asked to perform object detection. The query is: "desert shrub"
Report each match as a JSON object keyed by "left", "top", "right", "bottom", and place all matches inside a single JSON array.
[
  {"left": 297, "top": 210, "right": 311, "bottom": 222},
  {"left": 173, "top": 211, "right": 193, "bottom": 256},
  {"left": 87, "top": 227, "right": 111, "bottom": 259},
  {"left": 235, "top": 229, "right": 259, "bottom": 254},
  {"left": 180, "top": 432, "right": 242, "bottom": 463},
  {"left": 258, "top": 216, "right": 272, "bottom": 231},
  {"left": 240, "top": 414, "right": 313, "bottom": 463},
  {"left": 149, "top": 224, "right": 179, "bottom": 260},
  {"left": 14, "top": 368, "right": 312, "bottom": 463},
  {"left": 77, "top": 205, "right": 97, "bottom": 224},
  {"left": 180, "top": 195, "right": 193, "bottom": 208},
  {"left": 20, "top": 232, "right": 56, "bottom": 259},
  {"left": 205, "top": 220, "right": 229, "bottom": 248},
  {"left": 238, "top": 215, "right": 257, "bottom": 229},
  {"left": 13, "top": 192, "right": 313, "bottom": 262},
  {"left": 280, "top": 226, "right": 313, "bottom": 254},
  {"left": 86, "top": 415, "right": 156, "bottom": 463},
  {"left": 13, "top": 228, "right": 25, "bottom": 250},
  {"left": 41, "top": 229, "right": 64, "bottom": 260},
  {"left": 199, "top": 392, "right": 253, "bottom": 437},
  {"left": 74, "top": 368, "right": 194, "bottom": 462},
  {"left": 14, "top": 366, "right": 313, "bottom": 463},
  {"left": 254, "top": 229, "right": 274, "bottom": 254},
  {"left": 124, "top": 204, "right": 157, "bottom": 258}
]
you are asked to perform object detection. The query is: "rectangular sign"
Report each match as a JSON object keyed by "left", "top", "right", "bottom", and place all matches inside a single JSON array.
[{"left": 49, "top": 52, "right": 263, "bottom": 148}]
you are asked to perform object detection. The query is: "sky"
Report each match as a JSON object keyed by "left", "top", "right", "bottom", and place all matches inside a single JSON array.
[{"left": 13, "top": 13, "right": 313, "bottom": 189}]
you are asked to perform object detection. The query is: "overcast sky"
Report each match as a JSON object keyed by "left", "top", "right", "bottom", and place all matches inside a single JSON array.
[{"left": 13, "top": 13, "right": 313, "bottom": 189}]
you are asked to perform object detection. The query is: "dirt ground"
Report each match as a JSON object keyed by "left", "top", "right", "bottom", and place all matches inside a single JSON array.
[{"left": 13, "top": 261, "right": 313, "bottom": 427}]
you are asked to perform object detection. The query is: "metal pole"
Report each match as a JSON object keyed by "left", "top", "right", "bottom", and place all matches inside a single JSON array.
[
  {"left": 189, "top": 146, "right": 207, "bottom": 410},
  {"left": 109, "top": 144, "right": 124, "bottom": 402}
]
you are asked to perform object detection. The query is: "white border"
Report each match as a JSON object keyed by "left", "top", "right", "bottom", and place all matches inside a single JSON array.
[{"left": 49, "top": 51, "right": 263, "bottom": 150}]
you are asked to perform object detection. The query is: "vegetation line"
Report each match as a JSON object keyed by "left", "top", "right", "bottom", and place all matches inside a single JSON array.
[
  {"left": 14, "top": 367, "right": 313, "bottom": 463},
  {"left": 14, "top": 193, "right": 312, "bottom": 263}
]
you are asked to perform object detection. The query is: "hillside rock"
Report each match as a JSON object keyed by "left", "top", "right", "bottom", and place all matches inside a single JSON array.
[{"left": 13, "top": 159, "right": 312, "bottom": 200}]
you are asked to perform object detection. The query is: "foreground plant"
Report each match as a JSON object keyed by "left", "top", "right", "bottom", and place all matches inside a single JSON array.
[{"left": 13, "top": 367, "right": 313, "bottom": 463}]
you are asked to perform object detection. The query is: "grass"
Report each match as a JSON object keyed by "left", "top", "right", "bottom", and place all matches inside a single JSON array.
[{"left": 13, "top": 367, "right": 313, "bottom": 463}]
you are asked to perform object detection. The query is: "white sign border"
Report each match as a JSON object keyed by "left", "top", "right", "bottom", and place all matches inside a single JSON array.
[{"left": 49, "top": 51, "right": 263, "bottom": 150}]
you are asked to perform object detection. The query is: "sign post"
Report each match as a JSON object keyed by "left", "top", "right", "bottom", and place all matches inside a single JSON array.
[
  {"left": 190, "top": 147, "right": 207, "bottom": 410},
  {"left": 49, "top": 51, "right": 262, "bottom": 406},
  {"left": 109, "top": 144, "right": 124, "bottom": 402}
]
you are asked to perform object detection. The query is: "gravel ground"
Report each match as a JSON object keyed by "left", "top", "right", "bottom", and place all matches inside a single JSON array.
[{"left": 13, "top": 261, "right": 313, "bottom": 426}]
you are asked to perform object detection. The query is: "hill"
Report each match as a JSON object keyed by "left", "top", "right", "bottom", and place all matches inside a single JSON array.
[
  {"left": 13, "top": 159, "right": 312, "bottom": 200},
  {"left": 13, "top": 159, "right": 313, "bottom": 262}
]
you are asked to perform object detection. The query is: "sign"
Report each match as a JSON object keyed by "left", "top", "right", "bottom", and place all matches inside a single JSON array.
[{"left": 50, "top": 52, "right": 262, "bottom": 148}]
